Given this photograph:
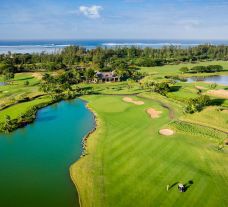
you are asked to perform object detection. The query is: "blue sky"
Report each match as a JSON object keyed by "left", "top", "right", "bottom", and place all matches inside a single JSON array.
[{"left": 0, "top": 0, "right": 228, "bottom": 40}]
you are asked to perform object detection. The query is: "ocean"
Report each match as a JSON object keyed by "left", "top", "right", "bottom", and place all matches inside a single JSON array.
[{"left": 0, "top": 39, "right": 228, "bottom": 54}]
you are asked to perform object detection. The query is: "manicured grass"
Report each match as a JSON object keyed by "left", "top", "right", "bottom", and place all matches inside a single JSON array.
[
  {"left": 141, "top": 61, "right": 228, "bottom": 77},
  {"left": 0, "top": 72, "right": 40, "bottom": 85},
  {"left": 139, "top": 61, "right": 228, "bottom": 106},
  {"left": 1, "top": 64, "right": 227, "bottom": 207},
  {"left": 181, "top": 106, "right": 228, "bottom": 133},
  {"left": 165, "top": 81, "right": 227, "bottom": 106},
  {"left": 0, "top": 96, "right": 51, "bottom": 122},
  {"left": 79, "top": 82, "right": 145, "bottom": 95},
  {"left": 0, "top": 73, "right": 43, "bottom": 109},
  {"left": 71, "top": 95, "right": 228, "bottom": 207},
  {"left": 167, "top": 82, "right": 199, "bottom": 102}
]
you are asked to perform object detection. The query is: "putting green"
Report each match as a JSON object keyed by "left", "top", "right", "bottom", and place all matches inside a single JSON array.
[{"left": 71, "top": 95, "right": 228, "bottom": 207}]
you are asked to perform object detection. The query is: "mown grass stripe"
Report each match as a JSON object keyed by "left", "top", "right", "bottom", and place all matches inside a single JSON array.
[{"left": 72, "top": 95, "right": 228, "bottom": 207}]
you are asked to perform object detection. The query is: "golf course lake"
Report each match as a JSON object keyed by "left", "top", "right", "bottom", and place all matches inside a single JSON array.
[
  {"left": 187, "top": 75, "right": 228, "bottom": 85},
  {"left": 0, "top": 82, "right": 6, "bottom": 86},
  {"left": 0, "top": 99, "right": 95, "bottom": 207}
]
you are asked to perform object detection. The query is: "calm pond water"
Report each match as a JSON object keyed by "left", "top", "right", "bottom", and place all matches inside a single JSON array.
[
  {"left": 187, "top": 75, "right": 228, "bottom": 85},
  {"left": 0, "top": 82, "right": 6, "bottom": 86},
  {"left": 0, "top": 99, "right": 95, "bottom": 207}
]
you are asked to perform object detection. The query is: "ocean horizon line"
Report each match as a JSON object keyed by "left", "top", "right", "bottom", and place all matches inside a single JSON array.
[{"left": 1, "top": 39, "right": 228, "bottom": 54}]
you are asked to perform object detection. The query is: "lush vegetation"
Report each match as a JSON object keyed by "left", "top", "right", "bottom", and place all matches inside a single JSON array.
[
  {"left": 140, "top": 60, "right": 228, "bottom": 76},
  {"left": 183, "top": 95, "right": 210, "bottom": 114},
  {"left": 0, "top": 103, "right": 44, "bottom": 133},
  {"left": 71, "top": 94, "right": 228, "bottom": 207},
  {"left": 140, "top": 79, "right": 171, "bottom": 96},
  {"left": 180, "top": 65, "right": 223, "bottom": 74},
  {"left": 1, "top": 58, "right": 227, "bottom": 132},
  {"left": 1, "top": 45, "right": 228, "bottom": 77},
  {"left": 0, "top": 96, "right": 52, "bottom": 133},
  {"left": 0, "top": 45, "right": 228, "bottom": 206},
  {"left": 180, "top": 106, "right": 228, "bottom": 132}
]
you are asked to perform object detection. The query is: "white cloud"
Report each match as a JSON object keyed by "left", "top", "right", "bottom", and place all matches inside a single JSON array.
[
  {"left": 176, "top": 19, "right": 201, "bottom": 30},
  {"left": 79, "top": 5, "right": 103, "bottom": 19}
]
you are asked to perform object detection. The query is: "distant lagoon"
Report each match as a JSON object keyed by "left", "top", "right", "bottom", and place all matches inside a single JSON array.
[{"left": 1, "top": 39, "right": 228, "bottom": 54}]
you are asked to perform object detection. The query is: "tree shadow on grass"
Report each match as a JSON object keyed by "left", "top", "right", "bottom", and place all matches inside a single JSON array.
[
  {"left": 17, "top": 77, "right": 34, "bottom": 81},
  {"left": 210, "top": 98, "right": 225, "bottom": 106},
  {"left": 170, "top": 86, "right": 182, "bottom": 92}
]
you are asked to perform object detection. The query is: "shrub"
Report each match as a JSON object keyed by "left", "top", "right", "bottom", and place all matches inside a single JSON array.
[
  {"left": 184, "top": 95, "right": 210, "bottom": 114},
  {"left": 190, "top": 66, "right": 207, "bottom": 73},
  {"left": 24, "top": 80, "right": 30, "bottom": 86},
  {"left": 206, "top": 65, "right": 223, "bottom": 72},
  {"left": 2, "top": 115, "right": 14, "bottom": 133},
  {"left": 209, "top": 83, "right": 217, "bottom": 89},
  {"left": 145, "top": 81, "right": 171, "bottom": 96},
  {"left": 184, "top": 65, "right": 223, "bottom": 73},
  {"left": 179, "top": 67, "right": 189, "bottom": 73}
]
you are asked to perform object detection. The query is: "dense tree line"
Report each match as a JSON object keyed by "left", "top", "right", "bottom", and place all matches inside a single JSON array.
[{"left": 0, "top": 45, "right": 228, "bottom": 75}]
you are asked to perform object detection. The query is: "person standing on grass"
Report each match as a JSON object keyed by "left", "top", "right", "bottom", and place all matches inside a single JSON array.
[{"left": 167, "top": 184, "right": 170, "bottom": 191}]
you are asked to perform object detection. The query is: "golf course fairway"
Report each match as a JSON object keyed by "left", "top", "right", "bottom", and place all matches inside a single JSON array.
[{"left": 71, "top": 94, "right": 228, "bottom": 207}]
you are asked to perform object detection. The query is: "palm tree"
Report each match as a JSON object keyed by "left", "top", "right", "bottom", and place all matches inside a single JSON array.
[
  {"left": 84, "top": 68, "right": 95, "bottom": 83},
  {"left": 4, "top": 115, "right": 13, "bottom": 133}
]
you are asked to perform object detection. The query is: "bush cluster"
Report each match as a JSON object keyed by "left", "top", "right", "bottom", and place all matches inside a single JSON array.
[
  {"left": 184, "top": 95, "right": 210, "bottom": 114},
  {"left": 180, "top": 65, "right": 223, "bottom": 74}
]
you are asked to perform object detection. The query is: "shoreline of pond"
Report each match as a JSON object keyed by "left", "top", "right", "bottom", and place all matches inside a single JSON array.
[{"left": 0, "top": 98, "right": 95, "bottom": 207}]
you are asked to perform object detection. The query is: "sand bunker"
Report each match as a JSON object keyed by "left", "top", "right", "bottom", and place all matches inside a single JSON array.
[
  {"left": 32, "top": 72, "right": 43, "bottom": 80},
  {"left": 147, "top": 108, "right": 162, "bottom": 119},
  {"left": 159, "top": 129, "right": 174, "bottom": 136},
  {"left": 222, "top": 110, "right": 228, "bottom": 114},
  {"left": 195, "top": 86, "right": 206, "bottom": 90},
  {"left": 123, "top": 97, "right": 144, "bottom": 105},
  {"left": 207, "top": 89, "right": 228, "bottom": 99}
]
